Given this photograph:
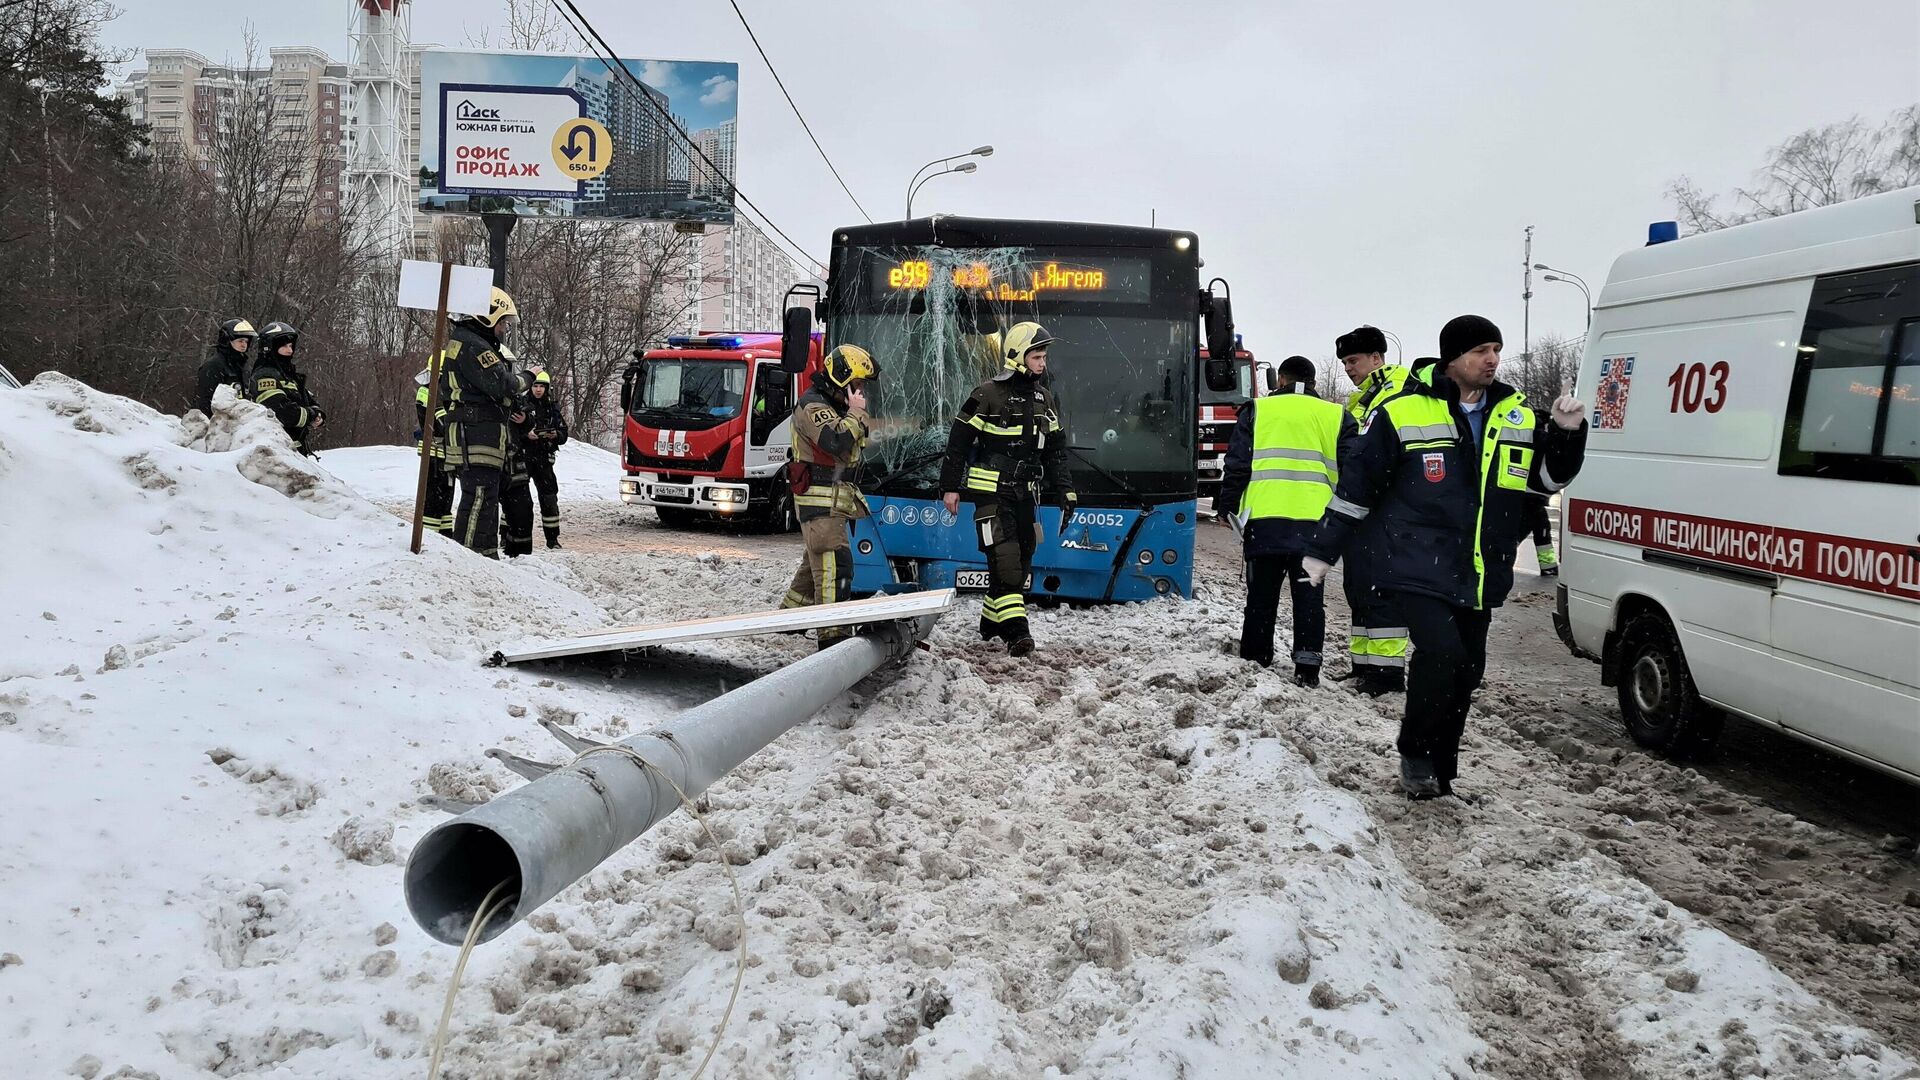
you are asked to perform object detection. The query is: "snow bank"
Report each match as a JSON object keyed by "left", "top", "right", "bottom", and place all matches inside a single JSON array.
[
  {"left": 0, "top": 375, "right": 654, "bottom": 1078},
  {"left": 322, "top": 439, "right": 622, "bottom": 504}
]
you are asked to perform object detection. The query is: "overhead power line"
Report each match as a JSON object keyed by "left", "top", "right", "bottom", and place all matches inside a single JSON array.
[
  {"left": 545, "top": 0, "right": 828, "bottom": 273},
  {"left": 723, "top": 0, "right": 872, "bottom": 223}
]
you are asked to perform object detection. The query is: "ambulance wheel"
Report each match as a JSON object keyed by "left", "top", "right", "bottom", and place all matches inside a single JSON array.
[{"left": 1616, "top": 612, "right": 1723, "bottom": 758}]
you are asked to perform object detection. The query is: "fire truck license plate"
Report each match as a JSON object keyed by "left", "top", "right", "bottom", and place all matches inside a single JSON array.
[
  {"left": 954, "top": 570, "right": 990, "bottom": 591},
  {"left": 652, "top": 484, "right": 692, "bottom": 500}
]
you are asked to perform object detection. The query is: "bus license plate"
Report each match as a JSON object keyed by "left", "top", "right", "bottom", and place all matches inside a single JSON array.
[{"left": 954, "top": 570, "right": 990, "bottom": 591}]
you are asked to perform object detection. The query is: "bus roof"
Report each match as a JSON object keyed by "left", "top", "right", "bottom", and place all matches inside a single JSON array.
[
  {"left": 835, "top": 216, "right": 1199, "bottom": 253},
  {"left": 1600, "top": 186, "right": 1920, "bottom": 308}
]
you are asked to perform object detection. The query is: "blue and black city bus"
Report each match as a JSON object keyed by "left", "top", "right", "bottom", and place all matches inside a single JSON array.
[{"left": 780, "top": 216, "right": 1234, "bottom": 603}]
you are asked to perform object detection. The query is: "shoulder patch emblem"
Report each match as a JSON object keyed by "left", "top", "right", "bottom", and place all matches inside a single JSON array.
[
  {"left": 477, "top": 350, "right": 500, "bottom": 369},
  {"left": 1506, "top": 408, "right": 1524, "bottom": 424},
  {"left": 1360, "top": 408, "right": 1380, "bottom": 435},
  {"left": 1422, "top": 452, "right": 1447, "bottom": 483},
  {"left": 806, "top": 405, "right": 836, "bottom": 423}
]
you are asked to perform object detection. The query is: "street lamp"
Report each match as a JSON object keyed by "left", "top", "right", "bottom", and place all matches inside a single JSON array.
[
  {"left": 1379, "top": 328, "right": 1403, "bottom": 362},
  {"left": 1534, "top": 262, "right": 1592, "bottom": 331},
  {"left": 906, "top": 145, "right": 992, "bottom": 218}
]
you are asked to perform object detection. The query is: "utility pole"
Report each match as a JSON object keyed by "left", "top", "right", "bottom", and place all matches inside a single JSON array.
[{"left": 1522, "top": 225, "right": 1534, "bottom": 388}]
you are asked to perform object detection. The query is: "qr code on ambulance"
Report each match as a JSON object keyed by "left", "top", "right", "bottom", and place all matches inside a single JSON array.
[{"left": 1594, "top": 355, "right": 1635, "bottom": 431}]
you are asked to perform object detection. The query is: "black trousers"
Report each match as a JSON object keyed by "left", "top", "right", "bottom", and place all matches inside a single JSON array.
[
  {"left": 530, "top": 454, "right": 560, "bottom": 541},
  {"left": 1240, "top": 554, "right": 1325, "bottom": 670},
  {"left": 455, "top": 464, "right": 503, "bottom": 558},
  {"left": 974, "top": 498, "right": 1037, "bottom": 641},
  {"left": 1392, "top": 591, "right": 1493, "bottom": 782},
  {"left": 501, "top": 460, "right": 534, "bottom": 558}
]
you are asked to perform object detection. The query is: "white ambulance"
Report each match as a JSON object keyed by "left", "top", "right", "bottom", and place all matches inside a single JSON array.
[{"left": 1555, "top": 186, "right": 1920, "bottom": 783}]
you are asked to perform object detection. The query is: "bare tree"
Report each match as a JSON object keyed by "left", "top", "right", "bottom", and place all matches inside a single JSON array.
[
  {"left": 1668, "top": 105, "right": 1920, "bottom": 234},
  {"left": 464, "top": 0, "right": 581, "bottom": 52},
  {"left": 1314, "top": 355, "right": 1353, "bottom": 403},
  {"left": 1508, "top": 333, "right": 1583, "bottom": 404}
]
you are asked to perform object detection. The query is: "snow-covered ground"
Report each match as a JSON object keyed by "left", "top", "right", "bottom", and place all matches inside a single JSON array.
[
  {"left": 322, "top": 438, "right": 623, "bottom": 504},
  {"left": 0, "top": 376, "right": 1912, "bottom": 1079}
]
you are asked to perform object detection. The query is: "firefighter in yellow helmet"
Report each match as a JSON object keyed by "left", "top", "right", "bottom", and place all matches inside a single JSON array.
[
  {"left": 939, "top": 321, "right": 1077, "bottom": 656},
  {"left": 443, "top": 286, "right": 538, "bottom": 558},
  {"left": 779, "top": 343, "right": 876, "bottom": 647}
]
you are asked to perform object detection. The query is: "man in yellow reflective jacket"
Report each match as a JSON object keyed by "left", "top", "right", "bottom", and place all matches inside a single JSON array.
[{"left": 1217, "top": 356, "right": 1357, "bottom": 687}]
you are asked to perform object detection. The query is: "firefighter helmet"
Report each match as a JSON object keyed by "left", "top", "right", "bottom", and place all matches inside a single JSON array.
[
  {"left": 216, "top": 318, "right": 258, "bottom": 348},
  {"left": 467, "top": 287, "right": 519, "bottom": 329},
  {"left": 824, "top": 344, "right": 877, "bottom": 388},
  {"left": 534, "top": 370, "right": 552, "bottom": 384},
  {"left": 258, "top": 321, "right": 299, "bottom": 354},
  {"left": 1001, "top": 321, "right": 1054, "bottom": 371}
]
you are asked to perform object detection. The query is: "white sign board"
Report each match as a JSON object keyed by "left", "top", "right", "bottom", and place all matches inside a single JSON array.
[
  {"left": 397, "top": 261, "right": 495, "bottom": 316},
  {"left": 437, "top": 85, "right": 587, "bottom": 199}
]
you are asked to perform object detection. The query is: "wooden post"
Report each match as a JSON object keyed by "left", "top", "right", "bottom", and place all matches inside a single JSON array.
[{"left": 410, "top": 260, "right": 454, "bottom": 554}]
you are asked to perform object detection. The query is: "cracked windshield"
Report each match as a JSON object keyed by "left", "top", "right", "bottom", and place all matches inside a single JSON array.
[
  {"left": 832, "top": 245, "right": 1195, "bottom": 499},
  {"left": 631, "top": 359, "right": 747, "bottom": 429}
]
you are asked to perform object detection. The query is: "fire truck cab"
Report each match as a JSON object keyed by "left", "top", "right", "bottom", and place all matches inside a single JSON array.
[
  {"left": 1557, "top": 188, "right": 1920, "bottom": 783},
  {"left": 1196, "top": 340, "right": 1273, "bottom": 501},
  {"left": 618, "top": 332, "right": 823, "bottom": 530}
]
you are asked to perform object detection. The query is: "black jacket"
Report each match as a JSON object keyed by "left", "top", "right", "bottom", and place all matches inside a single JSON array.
[
  {"left": 522, "top": 394, "right": 570, "bottom": 462},
  {"left": 442, "top": 322, "right": 532, "bottom": 471},
  {"left": 938, "top": 370, "right": 1074, "bottom": 505},
  {"left": 1217, "top": 387, "right": 1359, "bottom": 557},
  {"left": 196, "top": 347, "right": 248, "bottom": 417},
  {"left": 248, "top": 353, "right": 318, "bottom": 447},
  {"left": 1307, "top": 369, "right": 1586, "bottom": 609}
]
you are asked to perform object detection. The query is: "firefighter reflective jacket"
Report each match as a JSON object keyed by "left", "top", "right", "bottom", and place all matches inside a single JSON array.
[
  {"left": 791, "top": 382, "right": 870, "bottom": 522},
  {"left": 1343, "top": 363, "right": 1411, "bottom": 423},
  {"left": 1217, "top": 385, "right": 1356, "bottom": 557},
  {"left": 249, "top": 354, "right": 317, "bottom": 445},
  {"left": 442, "top": 322, "right": 531, "bottom": 471},
  {"left": 938, "top": 371, "right": 1075, "bottom": 505},
  {"left": 414, "top": 383, "right": 448, "bottom": 459},
  {"left": 1308, "top": 364, "right": 1587, "bottom": 609}
]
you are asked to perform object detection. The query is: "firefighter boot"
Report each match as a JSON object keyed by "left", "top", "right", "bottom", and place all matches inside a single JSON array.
[
  {"left": 1399, "top": 755, "right": 1442, "bottom": 800},
  {"left": 1293, "top": 664, "right": 1321, "bottom": 689},
  {"left": 1008, "top": 635, "right": 1036, "bottom": 657},
  {"left": 545, "top": 526, "right": 561, "bottom": 549}
]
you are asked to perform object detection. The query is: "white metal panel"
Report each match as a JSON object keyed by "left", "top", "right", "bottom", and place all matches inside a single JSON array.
[{"left": 493, "top": 589, "right": 957, "bottom": 665}]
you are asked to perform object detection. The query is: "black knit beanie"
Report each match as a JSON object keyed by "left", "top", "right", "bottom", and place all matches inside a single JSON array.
[{"left": 1439, "top": 315, "right": 1502, "bottom": 366}]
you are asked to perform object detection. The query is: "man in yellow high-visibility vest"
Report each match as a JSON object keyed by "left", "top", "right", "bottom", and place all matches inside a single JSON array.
[{"left": 1217, "top": 355, "right": 1357, "bottom": 687}]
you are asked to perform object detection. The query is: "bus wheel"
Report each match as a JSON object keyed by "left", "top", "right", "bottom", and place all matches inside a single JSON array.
[{"left": 1616, "top": 612, "right": 1723, "bottom": 757}]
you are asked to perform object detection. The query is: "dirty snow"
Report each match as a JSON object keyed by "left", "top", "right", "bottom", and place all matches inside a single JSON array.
[{"left": 0, "top": 375, "right": 1912, "bottom": 1079}]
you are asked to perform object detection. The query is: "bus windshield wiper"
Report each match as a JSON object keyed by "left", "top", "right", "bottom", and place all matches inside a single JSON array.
[
  {"left": 868, "top": 451, "right": 948, "bottom": 494},
  {"left": 1066, "top": 446, "right": 1152, "bottom": 512}
]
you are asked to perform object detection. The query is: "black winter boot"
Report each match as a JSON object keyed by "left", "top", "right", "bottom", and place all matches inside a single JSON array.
[
  {"left": 544, "top": 527, "right": 561, "bottom": 549},
  {"left": 1399, "top": 755, "right": 1442, "bottom": 799},
  {"left": 1008, "top": 636, "right": 1035, "bottom": 657},
  {"left": 1292, "top": 665, "right": 1320, "bottom": 688}
]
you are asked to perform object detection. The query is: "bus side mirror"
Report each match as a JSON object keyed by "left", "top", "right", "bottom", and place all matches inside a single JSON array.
[
  {"left": 1203, "top": 282, "right": 1235, "bottom": 392},
  {"left": 781, "top": 305, "right": 812, "bottom": 375},
  {"left": 780, "top": 283, "right": 822, "bottom": 375}
]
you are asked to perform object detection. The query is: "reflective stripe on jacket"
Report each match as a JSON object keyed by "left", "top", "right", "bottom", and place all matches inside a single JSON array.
[{"left": 791, "top": 387, "right": 869, "bottom": 521}]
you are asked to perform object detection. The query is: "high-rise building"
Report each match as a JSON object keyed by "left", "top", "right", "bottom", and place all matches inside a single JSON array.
[
  {"left": 679, "top": 216, "right": 808, "bottom": 334},
  {"left": 117, "top": 48, "right": 351, "bottom": 220},
  {"left": 688, "top": 119, "right": 737, "bottom": 200}
]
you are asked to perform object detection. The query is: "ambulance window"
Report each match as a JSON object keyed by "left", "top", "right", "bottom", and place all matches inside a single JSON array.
[{"left": 1778, "top": 262, "right": 1920, "bottom": 486}]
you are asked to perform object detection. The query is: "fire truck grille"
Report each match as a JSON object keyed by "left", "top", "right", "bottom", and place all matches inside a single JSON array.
[{"left": 626, "top": 445, "right": 729, "bottom": 473}]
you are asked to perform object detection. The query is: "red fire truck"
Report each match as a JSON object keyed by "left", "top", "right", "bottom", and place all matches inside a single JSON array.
[
  {"left": 1196, "top": 339, "right": 1272, "bottom": 502},
  {"left": 617, "top": 331, "right": 823, "bottom": 530}
]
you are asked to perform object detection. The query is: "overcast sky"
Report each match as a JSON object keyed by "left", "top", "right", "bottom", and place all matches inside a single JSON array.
[{"left": 106, "top": 0, "right": 1918, "bottom": 370}]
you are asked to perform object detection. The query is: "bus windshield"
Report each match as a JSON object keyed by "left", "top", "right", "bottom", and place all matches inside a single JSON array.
[
  {"left": 830, "top": 242, "right": 1197, "bottom": 501},
  {"left": 631, "top": 358, "right": 747, "bottom": 428}
]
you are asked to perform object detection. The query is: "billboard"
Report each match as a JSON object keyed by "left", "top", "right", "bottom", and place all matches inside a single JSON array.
[{"left": 417, "top": 49, "right": 739, "bottom": 224}]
